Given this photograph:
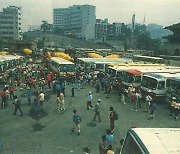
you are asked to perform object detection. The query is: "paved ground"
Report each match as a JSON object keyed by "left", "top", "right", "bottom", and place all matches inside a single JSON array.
[{"left": 0, "top": 83, "right": 180, "bottom": 154}]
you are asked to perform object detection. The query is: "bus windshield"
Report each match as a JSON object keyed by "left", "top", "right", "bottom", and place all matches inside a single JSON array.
[
  {"left": 121, "top": 132, "right": 143, "bottom": 154},
  {"left": 142, "top": 76, "right": 158, "bottom": 89},
  {"left": 108, "top": 68, "right": 116, "bottom": 77},
  {"left": 123, "top": 73, "right": 135, "bottom": 83},
  {"left": 167, "top": 79, "right": 180, "bottom": 91}
]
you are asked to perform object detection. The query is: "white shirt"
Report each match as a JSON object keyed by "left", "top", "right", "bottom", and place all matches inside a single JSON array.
[{"left": 39, "top": 93, "right": 45, "bottom": 101}]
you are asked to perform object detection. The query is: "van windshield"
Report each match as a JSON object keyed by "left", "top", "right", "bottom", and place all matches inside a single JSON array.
[{"left": 121, "top": 132, "right": 144, "bottom": 154}]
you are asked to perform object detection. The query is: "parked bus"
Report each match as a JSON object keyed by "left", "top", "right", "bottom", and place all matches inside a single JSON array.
[
  {"left": 0, "top": 55, "right": 25, "bottom": 74},
  {"left": 141, "top": 72, "right": 180, "bottom": 98},
  {"left": 133, "top": 55, "right": 164, "bottom": 64},
  {"left": 78, "top": 58, "right": 133, "bottom": 72},
  {"left": 120, "top": 128, "right": 180, "bottom": 154},
  {"left": 122, "top": 66, "right": 180, "bottom": 87},
  {"left": 49, "top": 57, "right": 75, "bottom": 77},
  {"left": 107, "top": 64, "right": 165, "bottom": 81}
]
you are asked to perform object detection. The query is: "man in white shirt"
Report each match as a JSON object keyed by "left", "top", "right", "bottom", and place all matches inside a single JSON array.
[
  {"left": 39, "top": 91, "right": 45, "bottom": 111},
  {"left": 87, "top": 92, "right": 93, "bottom": 110}
]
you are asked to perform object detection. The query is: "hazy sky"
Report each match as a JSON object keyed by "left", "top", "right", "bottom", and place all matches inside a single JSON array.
[{"left": 1, "top": 0, "right": 180, "bottom": 31}]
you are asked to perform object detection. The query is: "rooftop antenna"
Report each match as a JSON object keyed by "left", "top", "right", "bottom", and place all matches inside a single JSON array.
[
  {"left": 132, "top": 12, "right": 136, "bottom": 32},
  {"left": 143, "top": 15, "right": 146, "bottom": 26}
]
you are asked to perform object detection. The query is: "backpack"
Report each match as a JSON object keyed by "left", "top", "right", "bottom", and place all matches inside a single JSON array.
[{"left": 113, "top": 111, "right": 118, "bottom": 120}]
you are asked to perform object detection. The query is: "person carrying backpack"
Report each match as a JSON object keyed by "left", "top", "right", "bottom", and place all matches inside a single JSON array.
[{"left": 72, "top": 109, "right": 82, "bottom": 135}]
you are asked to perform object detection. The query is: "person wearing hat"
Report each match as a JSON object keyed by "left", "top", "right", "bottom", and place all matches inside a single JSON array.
[
  {"left": 87, "top": 91, "right": 93, "bottom": 110},
  {"left": 93, "top": 99, "right": 102, "bottom": 122}
]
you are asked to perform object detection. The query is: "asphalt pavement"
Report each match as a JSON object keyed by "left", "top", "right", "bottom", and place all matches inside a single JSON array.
[{"left": 0, "top": 83, "right": 180, "bottom": 154}]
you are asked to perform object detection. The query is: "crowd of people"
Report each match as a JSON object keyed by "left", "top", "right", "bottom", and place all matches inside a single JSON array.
[{"left": 0, "top": 61, "right": 180, "bottom": 154}]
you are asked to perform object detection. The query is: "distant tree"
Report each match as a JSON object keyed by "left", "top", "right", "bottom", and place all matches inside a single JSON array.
[
  {"left": 37, "top": 39, "right": 44, "bottom": 49},
  {"left": 41, "top": 20, "right": 52, "bottom": 33}
]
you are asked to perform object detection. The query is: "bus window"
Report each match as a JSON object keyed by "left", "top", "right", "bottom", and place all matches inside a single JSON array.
[
  {"left": 157, "top": 81, "right": 165, "bottom": 89},
  {"left": 121, "top": 132, "right": 144, "bottom": 154}
]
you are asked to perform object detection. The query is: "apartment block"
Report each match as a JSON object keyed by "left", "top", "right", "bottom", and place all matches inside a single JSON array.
[
  {"left": 53, "top": 5, "right": 96, "bottom": 41},
  {"left": 0, "top": 6, "right": 22, "bottom": 41}
]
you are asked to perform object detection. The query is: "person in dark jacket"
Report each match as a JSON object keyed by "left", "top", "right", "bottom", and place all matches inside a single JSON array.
[
  {"left": 13, "top": 95, "right": 23, "bottom": 116},
  {"left": 148, "top": 97, "right": 156, "bottom": 120}
]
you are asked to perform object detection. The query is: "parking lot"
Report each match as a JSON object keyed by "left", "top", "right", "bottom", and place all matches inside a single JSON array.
[{"left": 0, "top": 84, "right": 180, "bottom": 154}]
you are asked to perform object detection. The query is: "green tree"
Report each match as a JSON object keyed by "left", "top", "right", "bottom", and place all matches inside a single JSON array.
[{"left": 41, "top": 20, "right": 52, "bottom": 33}]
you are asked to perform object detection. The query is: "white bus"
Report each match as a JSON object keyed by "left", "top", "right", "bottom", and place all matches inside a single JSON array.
[
  {"left": 141, "top": 72, "right": 180, "bottom": 98},
  {"left": 49, "top": 57, "right": 75, "bottom": 76},
  {"left": 133, "top": 55, "right": 164, "bottom": 64},
  {"left": 0, "top": 55, "right": 25, "bottom": 74},
  {"left": 120, "top": 128, "right": 180, "bottom": 154},
  {"left": 107, "top": 64, "right": 166, "bottom": 81},
  {"left": 78, "top": 58, "right": 133, "bottom": 71},
  {"left": 122, "top": 66, "right": 180, "bottom": 88}
]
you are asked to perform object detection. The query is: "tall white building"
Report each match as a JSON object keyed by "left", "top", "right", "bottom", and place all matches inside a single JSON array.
[
  {"left": 0, "top": 6, "right": 22, "bottom": 41},
  {"left": 53, "top": 5, "right": 96, "bottom": 41}
]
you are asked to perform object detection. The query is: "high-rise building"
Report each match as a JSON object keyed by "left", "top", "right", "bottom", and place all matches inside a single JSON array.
[
  {"left": 95, "top": 19, "right": 108, "bottom": 40},
  {"left": 53, "top": 5, "right": 96, "bottom": 41},
  {"left": 0, "top": 6, "right": 22, "bottom": 41}
]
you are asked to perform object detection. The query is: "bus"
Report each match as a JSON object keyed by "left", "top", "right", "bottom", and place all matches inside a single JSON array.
[
  {"left": 49, "top": 57, "right": 75, "bottom": 77},
  {"left": 141, "top": 72, "right": 180, "bottom": 98},
  {"left": 133, "top": 55, "right": 164, "bottom": 64},
  {"left": 122, "top": 66, "right": 180, "bottom": 88},
  {"left": 120, "top": 128, "right": 180, "bottom": 154},
  {"left": 0, "top": 55, "right": 25, "bottom": 74},
  {"left": 78, "top": 58, "right": 133, "bottom": 72},
  {"left": 107, "top": 64, "right": 165, "bottom": 81}
]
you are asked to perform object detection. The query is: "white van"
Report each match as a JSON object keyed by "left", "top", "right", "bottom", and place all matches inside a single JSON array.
[{"left": 120, "top": 128, "right": 180, "bottom": 154}]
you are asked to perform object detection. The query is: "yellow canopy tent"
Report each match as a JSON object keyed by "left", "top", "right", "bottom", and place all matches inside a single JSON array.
[
  {"left": 0, "top": 51, "right": 9, "bottom": 55},
  {"left": 105, "top": 54, "right": 121, "bottom": 58},
  {"left": 23, "top": 48, "right": 32, "bottom": 55},
  {"left": 53, "top": 52, "right": 74, "bottom": 62},
  {"left": 88, "top": 52, "right": 103, "bottom": 58}
]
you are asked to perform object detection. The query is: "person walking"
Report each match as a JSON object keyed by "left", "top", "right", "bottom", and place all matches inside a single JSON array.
[
  {"left": 59, "top": 92, "right": 65, "bottom": 110},
  {"left": 106, "top": 129, "right": 114, "bottom": 150},
  {"left": 71, "top": 81, "right": 75, "bottom": 97},
  {"left": 148, "top": 97, "right": 156, "bottom": 120},
  {"left": 56, "top": 96, "right": 61, "bottom": 111},
  {"left": 99, "top": 135, "right": 109, "bottom": 154},
  {"left": 9, "top": 84, "right": 15, "bottom": 101},
  {"left": 131, "top": 89, "right": 138, "bottom": 111},
  {"left": 93, "top": 99, "right": 102, "bottom": 122},
  {"left": 87, "top": 91, "right": 93, "bottom": 110},
  {"left": 39, "top": 91, "right": 45, "bottom": 111},
  {"left": 109, "top": 107, "right": 115, "bottom": 132},
  {"left": 145, "top": 91, "right": 152, "bottom": 112},
  {"left": 1, "top": 88, "right": 8, "bottom": 109},
  {"left": 121, "top": 87, "right": 126, "bottom": 104},
  {"left": 55, "top": 82, "right": 61, "bottom": 97},
  {"left": 47, "top": 73, "right": 52, "bottom": 88},
  {"left": 34, "top": 92, "right": 40, "bottom": 116},
  {"left": 71, "top": 109, "right": 82, "bottom": 135},
  {"left": 26, "top": 87, "right": 32, "bottom": 106},
  {"left": 13, "top": 95, "right": 23, "bottom": 116},
  {"left": 77, "top": 79, "right": 81, "bottom": 91}
]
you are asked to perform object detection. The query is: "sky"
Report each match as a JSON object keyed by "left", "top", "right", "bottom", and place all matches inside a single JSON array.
[{"left": 1, "top": 0, "right": 180, "bottom": 32}]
